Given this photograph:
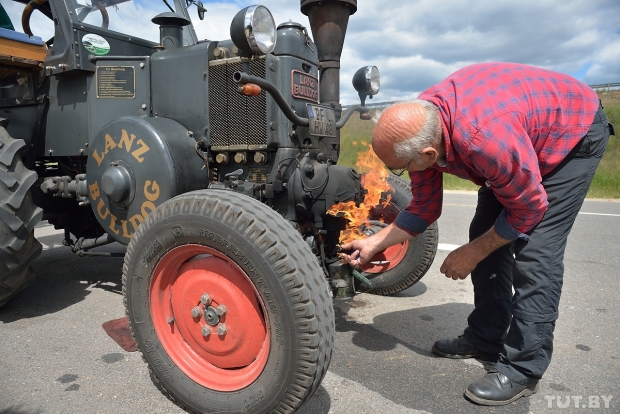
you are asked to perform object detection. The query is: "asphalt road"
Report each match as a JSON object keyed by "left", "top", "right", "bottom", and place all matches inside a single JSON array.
[{"left": 1, "top": 191, "right": 618, "bottom": 414}]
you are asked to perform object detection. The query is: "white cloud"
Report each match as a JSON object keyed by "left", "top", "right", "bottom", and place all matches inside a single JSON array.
[
  {"left": 4, "top": 1, "right": 52, "bottom": 39},
  {"left": 4, "top": 0, "right": 619, "bottom": 103}
]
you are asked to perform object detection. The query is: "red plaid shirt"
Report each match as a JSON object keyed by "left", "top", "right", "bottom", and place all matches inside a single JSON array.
[{"left": 393, "top": 63, "right": 600, "bottom": 240}]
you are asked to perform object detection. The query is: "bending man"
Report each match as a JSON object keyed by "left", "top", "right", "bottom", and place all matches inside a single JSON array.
[{"left": 341, "top": 62, "right": 612, "bottom": 405}]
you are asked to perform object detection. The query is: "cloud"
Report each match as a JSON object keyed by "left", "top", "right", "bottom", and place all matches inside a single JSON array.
[{"left": 4, "top": 0, "right": 619, "bottom": 104}]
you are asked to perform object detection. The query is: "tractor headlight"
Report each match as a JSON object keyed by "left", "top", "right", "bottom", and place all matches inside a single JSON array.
[
  {"left": 230, "top": 5, "right": 277, "bottom": 56},
  {"left": 352, "top": 65, "right": 380, "bottom": 97}
]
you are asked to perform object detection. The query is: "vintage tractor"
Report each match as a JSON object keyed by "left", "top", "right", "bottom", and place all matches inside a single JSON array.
[{"left": 0, "top": 0, "right": 438, "bottom": 412}]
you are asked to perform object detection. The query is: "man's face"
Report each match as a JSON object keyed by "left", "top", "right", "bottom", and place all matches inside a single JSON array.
[
  {"left": 384, "top": 149, "right": 437, "bottom": 175},
  {"left": 16, "top": 74, "right": 26, "bottom": 85}
]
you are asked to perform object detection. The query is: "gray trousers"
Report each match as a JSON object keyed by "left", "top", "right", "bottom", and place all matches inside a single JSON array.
[{"left": 463, "top": 104, "right": 611, "bottom": 385}]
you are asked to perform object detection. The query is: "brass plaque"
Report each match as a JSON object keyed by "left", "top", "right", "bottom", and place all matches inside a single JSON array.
[
  {"left": 248, "top": 168, "right": 268, "bottom": 183},
  {"left": 96, "top": 66, "right": 135, "bottom": 99}
]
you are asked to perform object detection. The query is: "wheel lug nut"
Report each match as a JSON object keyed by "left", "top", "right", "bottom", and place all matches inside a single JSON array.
[
  {"left": 216, "top": 304, "right": 227, "bottom": 316},
  {"left": 202, "top": 326, "right": 212, "bottom": 337},
  {"left": 191, "top": 306, "right": 201, "bottom": 318},
  {"left": 200, "top": 294, "right": 211, "bottom": 306},
  {"left": 167, "top": 318, "right": 175, "bottom": 324},
  {"left": 217, "top": 324, "right": 227, "bottom": 336}
]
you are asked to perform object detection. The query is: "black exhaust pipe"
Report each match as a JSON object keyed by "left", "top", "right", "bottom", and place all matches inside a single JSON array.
[{"left": 300, "top": 0, "right": 357, "bottom": 108}]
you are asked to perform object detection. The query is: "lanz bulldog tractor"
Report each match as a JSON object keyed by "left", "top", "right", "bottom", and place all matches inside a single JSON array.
[{"left": 0, "top": 0, "right": 438, "bottom": 412}]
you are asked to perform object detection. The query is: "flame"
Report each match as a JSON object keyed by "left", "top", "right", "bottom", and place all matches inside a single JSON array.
[{"left": 327, "top": 143, "right": 393, "bottom": 244}]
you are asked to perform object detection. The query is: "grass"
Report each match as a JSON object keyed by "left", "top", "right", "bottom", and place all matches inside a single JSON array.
[
  {"left": 592, "top": 90, "right": 620, "bottom": 198},
  {"left": 339, "top": 90, "right": 620, "bottom": 198}
]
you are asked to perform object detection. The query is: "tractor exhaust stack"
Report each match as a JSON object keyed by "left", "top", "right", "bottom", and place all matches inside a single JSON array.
[{"left": 300, "top": 0, "right": 357, "bottom": 108}]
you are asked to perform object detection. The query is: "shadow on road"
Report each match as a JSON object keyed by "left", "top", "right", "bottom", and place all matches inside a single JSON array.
[
  {"left": 0, "top": 235, "right": 125, "bottom": 323},
  {"left": 328, "top": 297, "right": 532, "bottom": 414},
  {"left": 0, "top": 407, "right": 43, "bottom": 414}
]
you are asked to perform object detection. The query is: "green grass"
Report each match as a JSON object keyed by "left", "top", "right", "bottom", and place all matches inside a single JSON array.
[
  {"left": 339, "top": 90, "right": 620, "bottom": 198},
  {"left": 590, "top": 90, "right": 620, "bottom": 198}
]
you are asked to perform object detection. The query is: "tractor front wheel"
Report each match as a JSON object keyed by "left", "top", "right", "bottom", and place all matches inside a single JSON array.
[{"left": 123, "top": 190, "right": 334, "bottom": 414}]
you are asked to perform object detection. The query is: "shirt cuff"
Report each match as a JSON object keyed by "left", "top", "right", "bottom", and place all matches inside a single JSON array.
[
  {"left": 494, "top": 209, "right": 530, "bottom": 241},
  {"left": 393, "top": 210, "right": 427, "bottom": 236}
]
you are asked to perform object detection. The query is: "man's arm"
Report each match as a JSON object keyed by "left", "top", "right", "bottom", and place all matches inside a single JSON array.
[{"left": 342, "top": 168, "right": 443, "bottom": 265}]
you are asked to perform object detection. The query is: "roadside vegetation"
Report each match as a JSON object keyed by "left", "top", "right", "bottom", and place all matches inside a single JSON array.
[{"left": 339, "top": 89, "right": 620, "bottom": 198}]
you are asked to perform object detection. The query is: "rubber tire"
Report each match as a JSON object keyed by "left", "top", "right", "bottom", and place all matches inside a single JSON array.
[
  {"left": 0, "top": 127, "right": 42, "bottom": 307},
  {"left": 361, "top": 174, "right": 438, "bottom": 295},
  {"left": 123, "top": 190, "right": 335, "bottom": 414}
]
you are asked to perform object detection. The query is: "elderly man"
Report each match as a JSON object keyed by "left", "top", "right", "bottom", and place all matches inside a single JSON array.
[{"left": 341, "top": 62, "right": 613, "bottom": 405}]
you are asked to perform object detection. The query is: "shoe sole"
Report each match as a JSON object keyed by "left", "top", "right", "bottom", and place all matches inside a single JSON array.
[
  {"left": 431, "top": 344, "right": 482, "bottom": 359},
  {"left": 464, "top": 382, "right": 539, "bottom": 406}
]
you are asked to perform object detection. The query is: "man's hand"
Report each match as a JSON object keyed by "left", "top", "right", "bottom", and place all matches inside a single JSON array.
[
  {"left": 440, "top": 226, "right": 512, "bottom": 280},
  {"left": 340, "top": 238, "right": 381, "bottom": 267},
  {"left": 440, "top": 243, "right": 482, "bottom": 280},
  {"left": 340, "top": 223, "right": 412, "bottom": 267}
]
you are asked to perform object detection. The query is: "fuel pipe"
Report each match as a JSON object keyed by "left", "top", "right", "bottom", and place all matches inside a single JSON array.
[
  {"left": 233, "top": 72, "right": 369, "bottom": 128},
  {"left": 352, "top": 269, "right": 375, "bottom": 289}
]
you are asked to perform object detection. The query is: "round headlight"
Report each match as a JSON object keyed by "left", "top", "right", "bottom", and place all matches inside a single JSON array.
[
  {"left": 230, "top": 5, "right": 277, "bottom": 56},
  {"left": 352, "top": 65, "right": 380, "bottom": 96}
]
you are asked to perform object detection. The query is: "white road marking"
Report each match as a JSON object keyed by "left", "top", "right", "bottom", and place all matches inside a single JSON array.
[
  {"left": 438, "top": 243, "right": 460, "bottom": 251},
  {"left": 578, "top": 212, "right": 620, "bottom": 217},
  {"left": 35, "top": 225, "right": 64, "bottom": 250},
  {"left": 34, "top": 225, "right": 64, "bottom": 238}
]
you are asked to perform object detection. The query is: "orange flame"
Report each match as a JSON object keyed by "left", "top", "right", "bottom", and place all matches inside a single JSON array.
[{"left": 327, "top": 143, "right": 393, "bottom": 244}]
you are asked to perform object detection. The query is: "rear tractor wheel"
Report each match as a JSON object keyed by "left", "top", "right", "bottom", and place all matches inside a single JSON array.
[
  {"left": 123, "top": 190, "right": 334, "bottom": 413},
  {"left": 0, "top": 127, "right": 42, "bottom": 307}
]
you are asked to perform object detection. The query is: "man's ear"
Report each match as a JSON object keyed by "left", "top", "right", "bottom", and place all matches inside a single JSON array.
[{"left": 420, "top": 147, "right": 438, "bottom": 165}]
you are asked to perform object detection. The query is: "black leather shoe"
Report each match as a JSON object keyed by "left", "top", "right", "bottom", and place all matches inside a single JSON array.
[
  {"left": 432, "top": 336, "right": 486, "bottom": 359},
  {"left": 465, "top": 372, "right": 539, "bottom": 406}
]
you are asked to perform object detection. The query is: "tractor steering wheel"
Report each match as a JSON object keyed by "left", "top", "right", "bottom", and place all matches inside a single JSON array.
[{"left": 22, "top": 0, "right": 110, "bottom": 37}]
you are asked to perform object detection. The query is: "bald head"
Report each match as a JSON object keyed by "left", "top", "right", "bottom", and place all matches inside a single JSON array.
[{"left": 372, "top": 100, "right": 442, "bottom": 169}]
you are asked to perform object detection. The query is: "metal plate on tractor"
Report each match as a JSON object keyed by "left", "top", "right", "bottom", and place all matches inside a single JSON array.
[
  {"left": 291, "top": 70, "right": 318, "bottom": 102},
  {"left": 96, "top": 66, "right": 136, "bottom": 99},
  {"left": 307, "top": 103, "right": 336, "bottom": 138}
]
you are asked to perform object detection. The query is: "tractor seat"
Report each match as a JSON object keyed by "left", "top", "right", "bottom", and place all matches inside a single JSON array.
[{"left": 0, "top": 27, "right": 47, "bottom": 66}]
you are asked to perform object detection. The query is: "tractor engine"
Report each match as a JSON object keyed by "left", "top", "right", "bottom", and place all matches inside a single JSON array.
[{"left": 28, "top": 0, "right": 378, "bottom": 291}]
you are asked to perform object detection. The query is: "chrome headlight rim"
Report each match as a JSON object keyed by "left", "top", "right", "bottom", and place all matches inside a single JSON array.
[
  {"left": 353, "top": 65, "right": 380, "bottom": 97},
  {"left": 231, "top": 5, "right": 277, "bottom": 56}
]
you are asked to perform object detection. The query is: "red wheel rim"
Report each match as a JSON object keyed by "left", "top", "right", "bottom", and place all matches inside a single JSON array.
[
  {"left": 150, "top": 244, "right": 269, "bottom": 392},
  {"left": 361, "top": 195, "right": 409, "bottom": 274},
  {"left": 360, "top": 240, "right": 409, "bottom": 273}
]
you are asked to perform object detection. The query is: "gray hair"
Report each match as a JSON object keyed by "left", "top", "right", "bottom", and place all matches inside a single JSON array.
[{"left": 376, "top": 100, "right": 442, "bottom": 163}]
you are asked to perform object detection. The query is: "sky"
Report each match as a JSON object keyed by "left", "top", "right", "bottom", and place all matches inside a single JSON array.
[{"left": 4, "top": 0, "right": 620, "bottom": 104}]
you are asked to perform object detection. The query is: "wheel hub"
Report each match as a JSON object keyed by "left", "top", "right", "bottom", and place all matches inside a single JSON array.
[{"left": 203, "top": 306, "right": 220, "bottom": 326}]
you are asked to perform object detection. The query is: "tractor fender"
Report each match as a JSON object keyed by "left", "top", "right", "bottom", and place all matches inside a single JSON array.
[{"left": 86, "top": 116, "right": 206, "bottom": 244}]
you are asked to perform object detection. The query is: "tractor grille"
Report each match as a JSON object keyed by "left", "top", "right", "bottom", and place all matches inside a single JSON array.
[{"left": 208, "top": 57, "right": 267, "bottom": 150}]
